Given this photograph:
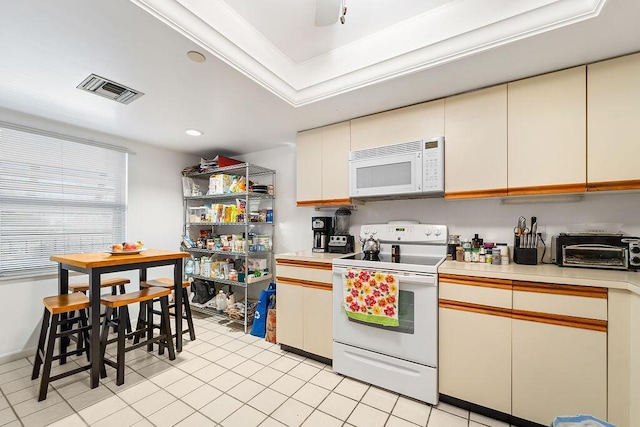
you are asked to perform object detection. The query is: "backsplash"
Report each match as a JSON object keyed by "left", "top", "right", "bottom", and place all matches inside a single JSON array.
[{"left": 349, "top": 192, "right": 640, "bottom": 252}]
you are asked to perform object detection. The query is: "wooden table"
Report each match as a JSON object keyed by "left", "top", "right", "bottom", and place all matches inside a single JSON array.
[{"left": 50, "top": 249, "right": 190, "bottom": 388}]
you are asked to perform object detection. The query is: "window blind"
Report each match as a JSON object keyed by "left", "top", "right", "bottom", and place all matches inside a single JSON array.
[{"left": 0, "top": 125, "right": 127, "bottom": 277}]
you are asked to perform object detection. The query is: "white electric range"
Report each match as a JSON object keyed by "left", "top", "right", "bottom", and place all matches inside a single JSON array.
[{"left": 331, "top": 222, "right": 447, "bottom": 405}]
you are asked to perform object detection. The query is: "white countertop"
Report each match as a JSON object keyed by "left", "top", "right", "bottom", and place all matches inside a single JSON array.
[
  {"left": 274, "top": 253, "right": 640, "bottom": 295},
  {"left": 275, "top": 251, "right": 354, "bottom": 264},
  {"left": 439, "top": 260, "right": 640, "bottom": 295}
]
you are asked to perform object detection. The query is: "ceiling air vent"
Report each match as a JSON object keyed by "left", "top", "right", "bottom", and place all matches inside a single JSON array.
[{"left": 76, "top": 74, "right": 144, "bottom": 105}]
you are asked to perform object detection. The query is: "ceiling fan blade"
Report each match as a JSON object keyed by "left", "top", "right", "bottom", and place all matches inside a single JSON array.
[{"left": 314, "top": 0, "right": 341, "bottom": 26}]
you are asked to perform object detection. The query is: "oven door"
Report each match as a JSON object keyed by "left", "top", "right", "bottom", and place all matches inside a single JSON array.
[
  {"left": 332, "top": 266, "right": 437, "bottom": 367},
  {"left": 349, "top": 152, "right": 423, "bottom": 198}
]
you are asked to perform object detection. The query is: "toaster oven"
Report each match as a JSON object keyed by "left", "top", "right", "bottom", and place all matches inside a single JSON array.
[{"left": 553, "top": 233, "right": 640, "bottom": 271}]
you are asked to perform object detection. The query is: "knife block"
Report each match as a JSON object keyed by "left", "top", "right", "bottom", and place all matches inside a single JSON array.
[{"left": 514, "top": 247, "right": 537, "bottom": 265}]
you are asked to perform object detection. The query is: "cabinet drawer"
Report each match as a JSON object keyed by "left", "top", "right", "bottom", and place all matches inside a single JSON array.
[
  {"left": 439, "top": 274, "right": 512, "bottom": 309},
  {"left": 513, "top": 282, "right": 607, "bottom": 321},
  {"left": 276, "top": 262, "right": 332, "bottom": 288}
]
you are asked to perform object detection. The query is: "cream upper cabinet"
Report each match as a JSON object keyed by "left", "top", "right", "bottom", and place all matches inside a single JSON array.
[
  {"left": 296, "top": 122, "right": 351, "bottom": 207},
  {"left": 321, "top": 122, "right": 350, "bottom": 202},
  {"left": 587, "top": 52, "right": 640, "bottom": 190},
  {"left": 444, "top": 85, "right": 508, "bottom": 198},
  {"left": 350, "top": 100, "right": 444, "bottom": 151},
  {"left": 296, "top": 128, "right": 322, "bottom": 204},
  {"left": 507, "top": 66, "right": 587, "bottom": 194}
]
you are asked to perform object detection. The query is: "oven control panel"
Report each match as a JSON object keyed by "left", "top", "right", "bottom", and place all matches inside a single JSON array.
[{"left": 360, "top": 224, "right": 448, "bottom": 244}]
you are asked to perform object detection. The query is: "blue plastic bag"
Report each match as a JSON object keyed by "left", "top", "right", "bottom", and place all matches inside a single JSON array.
[{"left": 250, "top": 282, "right": 276, "bottom": 338}]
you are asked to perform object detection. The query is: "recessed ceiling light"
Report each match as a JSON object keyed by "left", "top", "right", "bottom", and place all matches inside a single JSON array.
[
  {"left": 187, "top": 51, "right": 206, "bottom": 63},
  {"left": 186, "top": 129, "right": 203, "bottom": 136}
]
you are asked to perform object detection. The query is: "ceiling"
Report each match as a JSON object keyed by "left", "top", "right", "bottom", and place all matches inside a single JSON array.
[{"left": 1, "top": 0, "right": 640, "bottom": 157}]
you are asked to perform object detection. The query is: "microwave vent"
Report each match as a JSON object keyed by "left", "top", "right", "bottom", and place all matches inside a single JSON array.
[
  {"left": 351, "top": 140, "right": 422, "bottom": 160},
  {"left": 76, "top": 74, "right": 144, "bottom": 105}
]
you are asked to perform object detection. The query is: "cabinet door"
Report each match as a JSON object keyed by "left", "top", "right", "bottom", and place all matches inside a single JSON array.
[
  {"left": 296, "top": 128, "right": 323, "bottom": 204},
  {"left": 302, "top": 286, "right": 333, "bottom": 360},
  {"left": 321, "top": 121, "right": 351, "bottom": 202},
  {"left": 276, "top": 283, "right": 304, "bottom": 350},
  {"left": 512, "top": 319, "right": 607, "bottom": 425},
  {"left": 350, "top": 100, "right": 444, "bottom": 151},
  {"left": 439, "top": 307, "right": 511, "bottom": 414},
  {"left": 444, "top": 85, "right": 508, "bottom": 198},
  {"left": 587, "top": 52, "right": 640, "bottom": 189},
  {"left": 507, "top": 66, "right": 586, "bottom": 194}
]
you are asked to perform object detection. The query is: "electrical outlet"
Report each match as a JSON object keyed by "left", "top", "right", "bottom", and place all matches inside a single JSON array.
[{"left": 536, "top": 224, "right": 546, "bottom": 240}]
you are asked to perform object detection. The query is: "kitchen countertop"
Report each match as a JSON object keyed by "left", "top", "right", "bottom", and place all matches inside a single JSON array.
[
  {"left": 439, "top": 260, "right": 640, "bottom": 295},
  {"left": 275, "top": 251, "right": 354, "bottom": 264}
]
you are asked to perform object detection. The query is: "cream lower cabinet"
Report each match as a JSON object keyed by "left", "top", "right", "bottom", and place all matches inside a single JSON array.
[
  {"left": 587, "top": 52, "right": 640, "bottom": 191},
  {"left": 511, "top": 282, "right": 608, "bottom": 425},
  {"left": 275, "top": 259, "right": 333, "bottom": 359},
  {"left": 296, "top": 121, "right": 351, "bottom": 207},
  {"left": 511, "top": 319, "right": 607, "bottom": 425},
  {"left": 439, "top": 274, "right": 609, "bottom": 425},
  {"left": 439, "top": 308, "right": 511, "bottom": 413},
  {"left": 276, "top": 282, "right": 304, "bottom": 350},
  {"left": 439, "top": 275, "right": 513, "bottom": 414}
]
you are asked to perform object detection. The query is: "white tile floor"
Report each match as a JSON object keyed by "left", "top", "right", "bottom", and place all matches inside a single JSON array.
[{"left": 0, "top": 314, "right": 516, "bottom": 427}]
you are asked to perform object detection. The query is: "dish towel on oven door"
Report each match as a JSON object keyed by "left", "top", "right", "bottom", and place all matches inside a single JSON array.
[{"left": 343, "top": 269, "right": 399, "bottom": 327}]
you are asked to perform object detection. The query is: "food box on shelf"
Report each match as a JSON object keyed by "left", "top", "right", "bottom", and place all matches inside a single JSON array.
[
  {"left": 247, "top": 258, "right": 267, "bottom": 271},
  {"left": 209, "top": 174, "right": 232, "bottom": 195}
]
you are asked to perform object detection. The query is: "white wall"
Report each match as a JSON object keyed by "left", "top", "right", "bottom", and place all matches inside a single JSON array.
[{"left": 0, "top": 108, "right": 199, "bottom": 361}]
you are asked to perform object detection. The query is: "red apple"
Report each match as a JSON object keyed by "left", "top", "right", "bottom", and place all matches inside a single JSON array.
[
  {"left": 112, "top": 243, "right": 123, "bottom": 252},
  {"left": 123, "top": 242, "right": 137, "bottom": 250}
]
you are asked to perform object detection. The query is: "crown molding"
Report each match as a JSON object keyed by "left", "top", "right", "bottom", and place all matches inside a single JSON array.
[{"left": 130, "top": 0, "right": 607, "bottom": 107}]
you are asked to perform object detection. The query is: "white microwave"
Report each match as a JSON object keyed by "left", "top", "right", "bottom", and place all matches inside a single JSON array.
[{"left": 348, "top": 137, "right": 444, "bottom": 199}]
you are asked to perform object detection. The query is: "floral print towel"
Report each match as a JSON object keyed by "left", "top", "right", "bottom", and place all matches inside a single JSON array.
[{"left": 343, "top": 269, "right": 399, "bottom": 327}]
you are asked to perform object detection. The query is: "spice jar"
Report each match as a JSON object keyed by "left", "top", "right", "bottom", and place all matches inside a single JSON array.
[
  {"left": 479, "top": 247, "right": 486, "bottom": 263},
  {"left": 456, "top": 246, "right": 464, "bottom": 262},
  {"left": 471, "top": 247, "right": 480, "bottom": 263},
  {"left": 492, "top": 247, "right": 502, "bottom": 265},
  {"left": 464, "top": 247, "right": 472, "bottom": 262}
]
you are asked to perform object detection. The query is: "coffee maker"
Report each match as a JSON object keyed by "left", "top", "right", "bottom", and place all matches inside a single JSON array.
[
  {"left": 312, "top": 217, "right": 333, "bottom": 253},
  {"left": 328, "top": 208, "right": 355, "bottom": 254}
]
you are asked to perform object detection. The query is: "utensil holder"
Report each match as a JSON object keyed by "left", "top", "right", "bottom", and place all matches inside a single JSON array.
[{"left": 514, "top": 247, "right": 537, "bottom": 265}]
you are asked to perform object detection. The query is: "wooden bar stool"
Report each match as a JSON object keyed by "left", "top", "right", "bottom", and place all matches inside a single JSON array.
[
  {"left": 100, "top": 287, "right": 175, "bottom": 386},
  {"left": 32, "top": 293, "right": 92, "bottom": 401},
  {"left": 68, "top": 276, "right": 130, "bottom": 294},
  {"left": 134, "top": 278, "right": 196, "bottom": 346},
  {"left": 69, "top": 276, "right": 132, "bottom": 334}
]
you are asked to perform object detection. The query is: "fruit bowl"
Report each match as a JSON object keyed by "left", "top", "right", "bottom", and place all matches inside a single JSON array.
[{"left": 109, "top": 241, "right": 144, "bottom": 255}]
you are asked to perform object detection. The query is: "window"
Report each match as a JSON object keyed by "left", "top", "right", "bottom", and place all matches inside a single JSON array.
[{"left": 0, "top": 123, "right": 127, "bottom": 277}]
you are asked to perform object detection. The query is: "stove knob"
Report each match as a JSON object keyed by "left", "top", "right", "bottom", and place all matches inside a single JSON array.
[
  {"left": 424, "top": 229, "right": 432, "bottom": 236},
  {"left": 633, "top": 256, "right": 640, "bottom": 264},
  {"left": 434, "top": 229, "right": 441, "bottom": 237},
  {"left": 631, "top": 246, "right": 640, "bottom": 254}
]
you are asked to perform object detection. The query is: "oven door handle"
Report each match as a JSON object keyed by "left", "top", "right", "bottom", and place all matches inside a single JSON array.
[{"left": 333, "top": 267, "right": 436, "bottom": 286}]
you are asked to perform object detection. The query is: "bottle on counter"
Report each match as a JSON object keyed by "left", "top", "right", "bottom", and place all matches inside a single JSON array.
[
  {"left": 492, "top": 247, "right": 502, "bottom": 265},
  {"left": 456, "top": 246, "right": 464, "bottom": 262}
]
